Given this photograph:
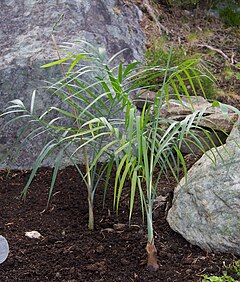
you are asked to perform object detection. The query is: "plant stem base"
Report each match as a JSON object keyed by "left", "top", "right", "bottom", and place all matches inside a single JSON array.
[{"left": 146, "top": 241, "right": 159, "bottom": 272}]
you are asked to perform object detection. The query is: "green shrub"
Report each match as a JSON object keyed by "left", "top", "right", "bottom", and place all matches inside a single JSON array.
[
  {"left": 219, "top": 6, "right": 240, "bottom": 27},
  {"left": 210, "top": 0, "right": 240, "bottom": 27},
  {"left": 144, "top": 40, "right": 217, "bottom": 99}
]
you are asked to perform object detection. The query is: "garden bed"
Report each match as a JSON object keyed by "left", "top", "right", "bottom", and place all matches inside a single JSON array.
[
  {"left": 1, "top": 2, "right": 239, "bottom": 282},
  {"left": 0, "top": 164, "right": 239, "bottom": 281}
]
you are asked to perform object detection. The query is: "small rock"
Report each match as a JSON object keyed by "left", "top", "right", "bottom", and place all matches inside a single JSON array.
[
  {"left": 133, "top": 90, "right": 157, "bottom": 109},
  {"left": 113, "top": 223, "right": 127, "bottom": 231},
  {"left": 120, "top": 258, "right": 129, "bottom": 265},
  {"left": 86, "top": 261, "right": 106, "bottom": 272},
  {"left": 101, "top": 228, "right": 115, "bottom": 233},
  {"left": 25, "top": 231, "right": 43, "bottom": 239},
  {"left": 96, "top": 245, "right": 104, "bottom": 253},
  {"left": 154, "top": 195, "right": 168, "bottom": 207},
  {"left": 55, "top": 272, "right": 61, "bottom": 278}
]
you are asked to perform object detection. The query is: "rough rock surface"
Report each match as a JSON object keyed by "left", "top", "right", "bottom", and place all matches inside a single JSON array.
[
  {"left": 135, "top": 94, "right": 238, "bottom": 132},
  {"left": 167, "top": 118, "right": 240, "bottom": 255},
  {"left": 0, "top": 0, "right": 146, "bottom": 169},
  {"left": 134, "top": 93, "right": 238, "bottom": 154},
  {"left": 159, "top": 97, "right": 238, "bottom": 133}
]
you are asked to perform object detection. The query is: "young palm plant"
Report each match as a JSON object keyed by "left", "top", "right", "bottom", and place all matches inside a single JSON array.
[
  {"left": 1, "top": 41, "right": 239, "bottom": 270},
  {"left": 112, "top": 52, "right": 240, "bottom": 271},
  {"left": 0, "top": 41, "right": 134, "bottom": 230},
  {"left": 1, "top": 40, "right": 156, "bottom": 230}
]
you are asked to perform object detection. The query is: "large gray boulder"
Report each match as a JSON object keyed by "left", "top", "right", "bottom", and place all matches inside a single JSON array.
[
  {"left": 167, "top": 118, "right": 240, "bottom": 255},
  {"left": 0, "top": 0, "right": 146, "bottom": 169}
]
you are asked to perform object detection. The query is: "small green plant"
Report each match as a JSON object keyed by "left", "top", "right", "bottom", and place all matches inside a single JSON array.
[
  {"left": 202, "top": 260, "right": 240, "bottom": 282},
  {"left": 209, "top": 0, "right": 240, "bottom": 27},
  {"left": 227, "top": 260, "right": 240, "bottom": 277},
  {"left": 202, "top": 273, "right": 238, "bottom": 282},
  {"left": 219, "top": 6, "right": 240, "bottom": 27},
  {"left": 222, "top": 67, "right": 240, "bottom": 81}
]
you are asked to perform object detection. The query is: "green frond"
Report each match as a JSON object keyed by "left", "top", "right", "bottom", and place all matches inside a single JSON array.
[
  {"left": 21, "top": 140, "right": 58, "bottom": 199},
  {"left": 40, "top": 56, "right": 73, "bottom": 68}
]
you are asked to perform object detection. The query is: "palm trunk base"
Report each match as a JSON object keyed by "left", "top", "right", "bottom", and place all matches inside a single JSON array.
[
  {"left": 146, "top": 241, "right": 159, "bottom": 272},
  {"left": 88, "top": 200, "right": 94, "bottom": 230}
]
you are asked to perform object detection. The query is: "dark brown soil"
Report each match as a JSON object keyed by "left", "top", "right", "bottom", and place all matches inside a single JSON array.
[{"left": 0, "top": 165, "right": 239, "bottom": 282}]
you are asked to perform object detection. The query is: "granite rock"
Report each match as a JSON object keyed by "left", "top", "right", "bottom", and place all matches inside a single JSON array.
[
  {"left": 0, "top": 0, "right": 146, "bottom": 169},
  {"left": 167, "top": 118, "right": 240, "bottom": 255}
]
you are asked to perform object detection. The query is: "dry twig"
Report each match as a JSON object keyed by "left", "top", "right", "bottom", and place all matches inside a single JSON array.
[
  {"left": 197, "top": 44, "right": 239, "bottom": 67},
  {"left": 143, "top": 0, "right": 170, "bottom": 35}
]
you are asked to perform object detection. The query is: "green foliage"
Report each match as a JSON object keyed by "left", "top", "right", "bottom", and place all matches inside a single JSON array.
[
  {"left": 210, "top": 0, "right": 240, "bottom": 27},
  {"left": 1, "top": 41, "right": 136, "bottom": 230},
  {"left": 145, "top": 39, "right": 186, "bottom": 67},
  {"left": 227, "top": 260, "right": 240, "bottom": 277},
  {"left": 202, "top": 260, "right": 240, "bottom": 282},
  {"left": 222, "top": 66, "right": 240, "bottom": 81},
  {"left": 219, "top": 7, "right": 240, "bottom": 27},
  {"left": 202, "top": 273, "right": 238, "bottom": 282},
  {"left": 111, "top": 48, "right": 239, "bottom": 269},
  {"left": 158, "top": 0, "right": 239, "bottom": 26},
  {"left": 144, "top": 40, "right": 216, "bottom": 99},
  {"left": 164, "top": 0, "right": 240, "bottom": 18},
  {"left": 1, "top": 39, "right": 239, "bottom": 271}
]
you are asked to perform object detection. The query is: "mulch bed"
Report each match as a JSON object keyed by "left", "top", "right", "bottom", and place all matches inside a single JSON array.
[{"left": 1, "top": 165, "right": 239, "bottom": 281}]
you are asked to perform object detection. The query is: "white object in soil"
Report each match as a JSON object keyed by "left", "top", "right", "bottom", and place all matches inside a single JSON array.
[
  {"left": 0, "top": 235, "right": 9, "bottom": 264},
  {"left": 25, "top": 231, "right": 42, "bottom": 239}
]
